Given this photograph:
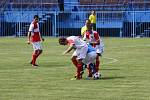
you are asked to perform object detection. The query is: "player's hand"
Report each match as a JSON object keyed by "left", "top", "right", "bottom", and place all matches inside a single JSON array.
[
  {"left": 90, "top": 43, "right": 94, "bottom": 46},
  {"left": 62, "top": 52, "right": 66, "bottom": 55},
  {"left": 42, "top": 38, "right": 44, "bottom": 41},
  {"left": 27, "top": 41, "right": 30, "bottom": 45}
]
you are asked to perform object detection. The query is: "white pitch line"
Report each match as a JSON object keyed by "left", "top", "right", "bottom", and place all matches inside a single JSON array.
[
  {"left": 110, "top": 44, "right": 150, "bottom": 49},
  {"left": 0, "top": 68, "right": 35, "bottom": 72},
  {"left": 124, "top": 44, "right": 150, "bottom": 47},
  {"left": 101, "top": 57, "right": 119, "bottom": 65},
  {"left": 0, "top": 57, "right": 118, "bottom": 72},
  {"left": 0, "top": 67, "right": 66, "bottom": 72}
]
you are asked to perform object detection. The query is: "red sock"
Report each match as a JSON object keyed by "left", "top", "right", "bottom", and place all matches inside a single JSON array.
[
  {"left": 32, "top": 50, "right": 42, "bottom": 65},
  {"left": 76, "top": 63, "right": 83, "bottom": 79},
  {"left": 95, "top": 57, "right": 100, "bottom": 72},
  {"left": 32, "top": 52, "right": 38, "bottom": 65},
  {"left": 72, "top": 59, "right": 78, "bottom": 68},
  {"left": 87, "top": 66, "right": 92, "bottom": 77}
]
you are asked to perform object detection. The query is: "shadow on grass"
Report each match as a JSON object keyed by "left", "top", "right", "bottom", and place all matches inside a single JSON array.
[
  {"left": 101, "top": 68, "right": 120, "bottom": 70},
  {"left": 79, "top": 76, "right": 125, "bottom": 80},
  {"left": 39, "top": 62, "right": 67, "bottom": 68},
  {"left": 24, "top": 62, "right": 67, "bottom": 69},
  {"left": 100, "top": 76, "right": 125, "bottom": 80}
]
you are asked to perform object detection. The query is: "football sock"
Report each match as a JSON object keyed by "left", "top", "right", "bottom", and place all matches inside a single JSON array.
[
  {"left": 32, "top": 50, "right": 42, "bottom": 65},
  {"left": 87, "top": 66, "right": 92, "bottom": 77},
  {"left": 32, "top": 53, "right": 37, "bottom": 65},
  {"left": 72, "top": 59, "right": 78, "bottom": 68},
  {"left": 76, "top": 63, "right": 83, "bottom": 79},
  {"left": 95, "top": 57, "right": 100, "bottom": 72},
  {"left": 32, "top": 51, "right": 38, "bottom": 65}
]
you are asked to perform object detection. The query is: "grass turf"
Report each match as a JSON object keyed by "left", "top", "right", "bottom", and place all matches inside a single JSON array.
[{"left": 0, "top": 37, "right": 150, "bottom": 100}]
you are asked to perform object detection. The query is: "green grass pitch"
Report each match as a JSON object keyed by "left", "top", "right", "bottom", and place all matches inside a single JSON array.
[{"left": 0, "top": 37, "right": 150, "bottom": 100}]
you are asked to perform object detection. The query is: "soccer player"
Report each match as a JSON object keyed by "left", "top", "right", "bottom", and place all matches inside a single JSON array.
[
  {"left": 27, "top": 15, "right": 44, "bottom": 67},
  {"left": 89, "top": 10, "right": 96, "bottom": 31},
  {"left": 83, "top": 22, "right": 104, "bottom": 79},
  {"left": 81, "top": 19, "right": 91, "bottom": 37},
  {"left": 59, "top": 36, "right": 88, "bottom": 79}
]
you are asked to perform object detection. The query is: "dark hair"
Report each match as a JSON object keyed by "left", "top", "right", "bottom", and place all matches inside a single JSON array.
[
  {"left": 59, "top": 37, "right": 67, "bottom": 45},
  {"left": 34, "top": 15, "right": 39, "bottom": 19},
  {"left": 85, "top": 19, "right": 91, "bottom": 22}
]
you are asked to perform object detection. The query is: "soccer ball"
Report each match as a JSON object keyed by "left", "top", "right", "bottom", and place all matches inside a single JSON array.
[{"left": 93, "top": 72, "right": 101, "bottom": 80}]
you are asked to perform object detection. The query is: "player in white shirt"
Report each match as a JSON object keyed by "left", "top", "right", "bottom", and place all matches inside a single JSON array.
[{"left": 59, "top": 36, "right": 88, "bottom": 79}]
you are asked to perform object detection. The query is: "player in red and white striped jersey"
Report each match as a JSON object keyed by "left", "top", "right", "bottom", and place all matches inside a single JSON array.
[
  {"left": 27, "top": 15, "right": 44, "bottom": 67},
  {"left": 83, "top": 23, "right": 104, "bottom": 78}
]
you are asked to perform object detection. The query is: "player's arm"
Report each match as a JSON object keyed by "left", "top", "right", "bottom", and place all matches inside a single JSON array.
[
  {"left": 89, "top": 15, "right": 92, "bottom": 22},
  {"left": 63, "top": 45, "right": 74, "bottom": 55},
  {"left": 83, "top": 33, "right": 86, "bottom": 41},
  {"left": 27, "top": 23, "right": 34, "bottom": 44},
  {"left": 81, "top": 27, "right": 85, "bottom": 36},
  {"left": 90, "top": 39, "right": 100, "bottom": 45},
  {"left": 27, "top": 31, "right": 31, "bottom": 44},
  {"left": 83, "top": 32, "right": 90, "bottom": 43},
  {"left": 39, "top": 32, "right": 44, "bottom": 41}
]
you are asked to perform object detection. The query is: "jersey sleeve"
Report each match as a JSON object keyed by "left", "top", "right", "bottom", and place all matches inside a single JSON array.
[
  {"left": 28, "top": 23, "right": 34, "bottom": 32},
  {"left": 94, "top": 32, "right": 100, "bottom": 40},
  {"left": 67, "top": 39, "right": 74, "bottom": 46},
  {"left": 37, "top": 23, "right": 40, "bottom": 32}
]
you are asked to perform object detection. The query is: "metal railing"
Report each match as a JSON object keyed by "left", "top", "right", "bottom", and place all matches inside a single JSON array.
[
  {"left": 0, "top": 1, "right": 150, "bottom": 37},
  {"left": 0, "top": 10, "right": 150, "bottom": 37}
]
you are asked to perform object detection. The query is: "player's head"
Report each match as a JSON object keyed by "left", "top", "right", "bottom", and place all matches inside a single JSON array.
[
  {"left": 34, "top": 15, "right": 39, "bottom": 22},
  {"left": 85, "top": 19, "right": 91, "bottom": 29},
  {"left": 85, "top": 19, "right": 91, "bottom": 25},
  {"left": 86, "top": 20, "right": 92, "bottom": 31},
  {"left": 59, "top": 37, "right": 68, "bottom": 45},
  {"left": 91, "top": 10, "right": 96, "bottom": 15}
]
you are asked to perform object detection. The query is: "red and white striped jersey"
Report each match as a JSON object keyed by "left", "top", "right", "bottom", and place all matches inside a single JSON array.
[
  {"left": 83, "top": 30, "right": 100, "bottom": 44},
  {"left": 67, "top": 36, "right": 86, "bottom": 48},
  {"left": 29, "top": 21, "right": 41, "bottom": 42}
]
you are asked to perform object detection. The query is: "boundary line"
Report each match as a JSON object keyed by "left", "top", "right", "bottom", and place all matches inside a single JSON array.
[{"left": 101, "top": 57, "right": 118, "bottom": 65}]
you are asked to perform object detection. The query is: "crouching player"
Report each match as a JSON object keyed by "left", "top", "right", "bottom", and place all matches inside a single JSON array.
[{"left": 59, "top": 36, "right": 88, "bottom": 80}]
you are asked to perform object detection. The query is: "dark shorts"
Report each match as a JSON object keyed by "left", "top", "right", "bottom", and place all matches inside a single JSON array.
[{"left": 91, "top": 23, "right": 96, "bottom": 31}]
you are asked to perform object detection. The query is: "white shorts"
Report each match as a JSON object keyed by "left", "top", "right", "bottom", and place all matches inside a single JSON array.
[
  {"left": 95, "top": 40, "right": 104, "bottom": 54},
  {"left": 72, "top": 45, "right": 88, "bottom": 60},
  {"left": 32, "top": 42, "right": 42, "bottom": 51},
  {"left": 83, "top": 51, "right": 97, "bottom": 65}
]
